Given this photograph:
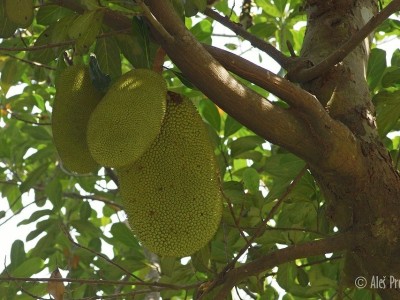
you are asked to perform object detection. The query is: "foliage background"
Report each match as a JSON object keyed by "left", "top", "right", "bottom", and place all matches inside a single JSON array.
[{"left": 1, "top": 0, "right": 400, "bottom": 299}]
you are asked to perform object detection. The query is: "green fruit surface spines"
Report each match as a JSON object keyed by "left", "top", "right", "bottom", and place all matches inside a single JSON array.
[
  {"left": 52, "top": 65, "right": 102, "bottom": 174},
  {"left": 87, "top": 68, "right": 167, "bottom": 168},
  {"left": 118, "top": 92, "right": 223, "bottom": 258}
]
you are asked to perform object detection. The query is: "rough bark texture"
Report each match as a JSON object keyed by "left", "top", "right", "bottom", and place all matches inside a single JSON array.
[{"left": 302, "top": 1, "right": 400, "bottom": 298}]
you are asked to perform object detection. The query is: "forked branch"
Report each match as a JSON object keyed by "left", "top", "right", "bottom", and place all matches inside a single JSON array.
[
  {"left": 203, "top": 7, "right": 291, "bottom": 68},
  {"left": 212, "top": 230, "right": 359, "bottom": 298},
  {"left": 288, "top": 0, "right": 400, "bottom": 82}
]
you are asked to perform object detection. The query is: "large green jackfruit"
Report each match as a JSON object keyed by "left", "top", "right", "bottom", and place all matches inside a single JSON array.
[
  {"left": 118, "top": 92, "right": 223, "bottom": 257},
  {"left": 87, "top": 69, "right": 167, "bottom": 168},
  {"left": 52, "top": 65, "right": 102, "bottom": 174}
]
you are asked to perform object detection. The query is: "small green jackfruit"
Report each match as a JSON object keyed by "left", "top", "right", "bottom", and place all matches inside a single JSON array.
[
  {"left": 87, "top": 69, "right": 167, "bottom": 168},
  {"left": 118, "top": 92, "right": 222, "bottom": 257},
  {"left": 52, "top": 65, "right": 102, "bottom": 174},
  {"left": 5, "top": 0, "right": 34, "bottom": 28}
]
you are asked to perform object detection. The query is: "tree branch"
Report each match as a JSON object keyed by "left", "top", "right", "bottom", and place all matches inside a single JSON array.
[
  {"left": 203, "top": 8, "right": 291, "bottom": 68},
  {"left": 46, "top": 0, "right": 366, "bottom": 174},
  {"left": 0, "top": 276, "right": 200, "bottom": 291},
  {"left": 60, "top": 224, "right": 140, "bottom": 281},
  {"left": 288, "top": 0, "right": 400, "bottom": 82},
  {"left": 146, "top": 0, "right": 367, "bottom": 176},
  {"left": 213, "top": 230, "right": 359, "bottom": 298},
  {"left": 145, "top": 0, "right": 324, "bottom": 163}
]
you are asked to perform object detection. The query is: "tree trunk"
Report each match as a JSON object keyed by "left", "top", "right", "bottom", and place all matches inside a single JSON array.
[{"left": 301, "top": 1, "right": 400, "bottom": 298}]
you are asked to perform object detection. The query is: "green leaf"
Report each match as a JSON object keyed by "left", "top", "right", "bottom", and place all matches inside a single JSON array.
[
  {"left": 0, "top": 59, "right": 24, "bottom": 94},
  {"left": 297, "top": 267, "right": 309, "bottom": 287},
  {"left": 10, "top": 240, "right": 26, "bottom": 268},
  {"left": 249, "top": 22, "right": 277, "bottom": 40},
  {"left": 80, "top": 201, "right": 92, "bottom": 220},
  {"left": 191, "top": 245, "right": 211, "bottom": 274},
  {"left": 19, "top": 163, "right": 50, "bottom": 193},
  {"left": 159, "top": 257, "right": 177, "bottom": 277},
  {"left": 29, "top": 15, "right": 76, "bottom": 64},
  {"left": 224, "top": 115, "right": 242, "bottom": 137},
  {"left": 367, "top": 48, "right": 387, "bottom": 90},
  {"left": 36, "top": 4, "right": 73, "bottom": 26},
  {"left": 170, "top": 0, "right": 185, "bottom": 20},
  {"left": 391, "top": 49, "right": 400, "bottom": 66},
  {"left": 184, "top": 0, "right": 199, "bottom": 17},
  {"left": 190, "top": 19, "right": 213, "bottom": 43},
  {"left": 111, "top": 222, "right": 139, "bottom": 248},
  {"left": 21, "top": 125, "right": 52, "bottom": 140},
  {"left": 12, "top": 257, "right": 44, "bottom": 277},
  {"left": 94, "top": 35, "right": 122, "bottom": 80},
  {"left": 68, "top": 9, "right": 104, "bottom": 54},
  {"left": 70, "top": 220, "right": 100, "bottom": 237},
  {"left": 5, "top": 0, "right": 34, "bottom": 28},
  {"left": 242, "top": 167, "right": 260, "bottom": 194},
  {"left": 276, "top": 262, "right": 298, "bottom": 292},
  {"left": 45, "top": 178, "right": 62, "bottom": 208},
  {"left": 381, "top": 67, "right": 400, "bottom": 87},
  {"left": 131, "top": 16, "right": 151, "bottom": 69},
  {"left": 199, "top": 99, "right": 221, "bottom": 132},
  {"left": 264, "top": 153, "right": 306, "bottom": 200},
  {"left": 229, "top": 135, "right": 265, "bottom": 158},
  {"left": 374, "top": 90, "right": 400, "bottom": 137},
  {"left": 274, "top": 0, "right": 288, "bottom": 14},
  {"left": 18, "top": 209, "right": 52, "bottom": 226},
  {"left": 256, "top": 0, "right": 282, "bottom": 17},
  {"left": 170, "top": 69, "right": 197, "bottom": 89},
  {"left": 190, "top": 0, "right": 207, "bottom": 12},
  {"left": 0, "top": 0, "right": 18, "bottom": 38}
]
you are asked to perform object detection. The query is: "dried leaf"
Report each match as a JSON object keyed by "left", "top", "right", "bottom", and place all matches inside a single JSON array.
[{"left": 47, "top": 268, "right": 65, "bottom": 300}]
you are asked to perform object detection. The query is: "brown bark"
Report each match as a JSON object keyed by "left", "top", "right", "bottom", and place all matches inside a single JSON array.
[{"left": 300, "top": 1, "right": 400, "bottom": 298}]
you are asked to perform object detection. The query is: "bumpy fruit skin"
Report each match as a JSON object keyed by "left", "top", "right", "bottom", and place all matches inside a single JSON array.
[
  {"left": 118, "top": 92, "right": 223, "bottom": 257},
  {"left": 52, "top": 65, "right": 102, "bottom": 174},
  {"left": 87, "top": 69, "right": 167, "bottom": 168}
]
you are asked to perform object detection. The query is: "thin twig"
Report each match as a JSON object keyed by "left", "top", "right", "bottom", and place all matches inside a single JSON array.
[
  {"left": 8, "top": 110, "right": 52, "bottom": 125},
  {"left": 0, "top": 201, "right": 35, "bottom": 227},
  {"left": 4, "top": 54, "right": 56, "bottom": 71},
  {"left": 215, "top": 230, "right": 358, "bottom": 298},
  {"left": 0, "top": 29, "right": 130, "bottom": 52},
  {"left": 203, "top": 7, "right": 291, "bottom": 68},
  {"left": 223, "top": 165, "right": 308, "bottom": 274},
  {"left": 221, "top": 189, "right": 249, "bottom": 244},
  {"left": 298, "top": 255, "right": 343, "bottom": 268},
  {"left": 64, "top": 192, "right": 123, "bottom": 210},
  {"left": 199, "top": 166, "right": 308, "bottom": 299},
  {"left": 60, "top": 224, "right": 143, "bottom": 282},
  {"left": 0, "top": 276, "right": 201, "bottom": 290}
]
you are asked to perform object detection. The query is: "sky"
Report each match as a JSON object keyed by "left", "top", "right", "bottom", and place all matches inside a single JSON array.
[{"left": 1, "top": 3, "right": 400, "bottom": 300}]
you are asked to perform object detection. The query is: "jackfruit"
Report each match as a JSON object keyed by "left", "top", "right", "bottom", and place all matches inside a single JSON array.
[
  {"left": 52, "top": 65, "right": 102, "bottom": 174},
  {"left": 87, "top": 69, "right": 167, "bottom": 168},
  {"left": 118, "top": 92, "right": 223, "bottom": 257},
  {"left": 5, "top": 0, "right": 34, "bottom": 28}
]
